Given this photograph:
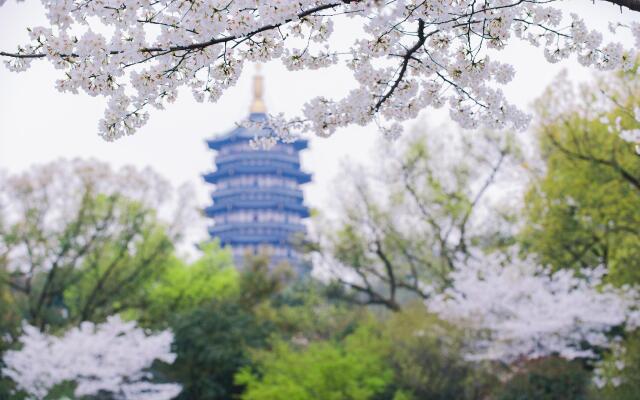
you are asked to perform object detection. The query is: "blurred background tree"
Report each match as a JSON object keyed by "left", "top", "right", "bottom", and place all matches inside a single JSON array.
[
  {"left": 313, "top": 127, "right": 523, "bottom": 311},
  {"left": 0, "top": 159, "right": 191, "bottom": 331},
  {"left": 522, "top": 70, "right": 640, "bottom": 285},
  {"left": 496, "top": 357, "right": 591, "bottom": 400},
  {"left": 383, "top": 304, "right": 496, "bottom": 400}
]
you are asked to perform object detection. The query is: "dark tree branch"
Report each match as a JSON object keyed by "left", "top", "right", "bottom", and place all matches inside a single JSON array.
[
  {"left": 456, "top": 149, "right": 506, "bottom": 255},
  {"left": 374, "top": 19, "right": 427, "bottom": 112},
  {"left": 79, "top": 211, "right": 145, "bottom": 322},
  {"left": 34, "top": 189, "right": 93, "bottom": 329},
  {"left": 0, "top": 2, "right": 344, "bottom": 60},
  {"left": 598, "top": 0, "right": 640, "bottom": 11},
  {"left": 546, "top": 129, "right": 640, "bottom": 192}
]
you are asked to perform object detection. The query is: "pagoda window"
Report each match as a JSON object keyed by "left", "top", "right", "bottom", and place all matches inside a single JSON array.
[
  {"left": 226, "top": 142, "right": 253, "bottom": 153},
  {"left": 264, "top": 211, "right": 285, "bottom": 222}
]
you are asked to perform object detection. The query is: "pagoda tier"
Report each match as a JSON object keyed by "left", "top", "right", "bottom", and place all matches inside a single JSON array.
[
  {"left": 203, "top": 76, "right": 311, "bottom": 274},
  {"left": 203, "top": 165, "right": 312, "bottom": 184}
]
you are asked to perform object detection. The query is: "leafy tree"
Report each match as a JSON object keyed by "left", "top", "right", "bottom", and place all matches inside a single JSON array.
[
  {"left": 495, "top": 357, "right": 591, "bottom": 400},
  {"left": 0, "top": 271, "right": 20, "bottom": 351},
  {"left": 384, "top": 304, "right": 495, "bottom": 400},
  {"left": 164, "top": 253, "right": 291, "bottom": 400},
  {"left": 0, "top": 159, "right": 190, "bottom": 330},
  {"left": 236, "top": 323, "right": 393, "bottom": 400},
  {"left": 170, "top": 301, "right": 272, "bottom": 400},
  {"left": 236, "top": 253, "right": 293, "bottom": 310},
  {"left": 256, "top": 279, "right": 366, "bottom": 343},
  {"left": 522, "top": 70, "right": 640, "bottom": 285},
  {"left": 1, "top": 0, "right": 638, "bottom": 140},
  {"left": 594, "top": 332, "right": 640, "bottom": 400},
  {"left": 135, "top": 241, "right": 239, "bottom": 327},
  {"left": 314, "top": 128, "right": 521, "bottom": 311},
  {"left": 0, "top": 269, "right": 21, "bottom": 400}
]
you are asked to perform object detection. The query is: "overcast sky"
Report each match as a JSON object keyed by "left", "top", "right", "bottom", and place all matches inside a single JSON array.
[{"left": 0, "top": 1, "right": 636, "bottom": 232}]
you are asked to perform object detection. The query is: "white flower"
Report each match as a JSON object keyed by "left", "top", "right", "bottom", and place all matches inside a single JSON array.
[
  {"left": 429, "top": 252, "right": 640, "bottom": 363},
  {"left": 0, "top": 0, "right": 636, "bottom": 140},
  {"left": 2, "top": 316, "right": 181, "bottom": 400}
]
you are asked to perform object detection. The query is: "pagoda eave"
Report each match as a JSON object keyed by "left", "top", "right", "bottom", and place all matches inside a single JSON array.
[
  {"left": 214, "top": 235, "right": 297, "bottom": 246},
  {"left": 202, "top": 169, "right": 312, "bottom": 184},
  {"left": 211, "top": 187, "right": 304, "bottom": 201},
  {"left": 209, "top": 222, "right": 306, "bottom": 235},
  {"left": 204, "top": 202, "right": 310, "bottom": 217}
]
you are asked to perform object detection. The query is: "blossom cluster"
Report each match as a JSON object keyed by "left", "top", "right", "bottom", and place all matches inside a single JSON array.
[
  {"left": 603, "top": 110, "right": 640, "bottom": 154},
  {"left": 592, "top": 340, "right": 627, "bottom": 389},
  {"left": 429, "top": 253, "right": 640, "bottom": 363},
  {"left": 2, "top": 315, "right": 181, "bottom": 400},
  {"left": 1, "top": 0, "right": 635, "bottom": 140}
]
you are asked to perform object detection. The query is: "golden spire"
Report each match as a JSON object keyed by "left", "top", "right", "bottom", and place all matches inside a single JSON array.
[{"left": 250, "top": 64, "right": 266, "bottom": 113}]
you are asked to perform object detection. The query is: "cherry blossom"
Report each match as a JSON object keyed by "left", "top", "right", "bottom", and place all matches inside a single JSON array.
[
  {"left": 602, "top": 107, "right": 640, "bottom": 154},
  {"left": 0, "top": 0, "right": 637, "bottom": 141},
  {"left": 429, "top": 252, "right": 640, "bottom": 363},
  {"left": 2, "top": 315, "right": 181, "bottom": 400}
]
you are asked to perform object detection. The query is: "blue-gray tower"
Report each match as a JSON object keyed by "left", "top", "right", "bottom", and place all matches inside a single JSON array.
[{"left": 204, "top": 70, "right": 311, "bottom": 273}]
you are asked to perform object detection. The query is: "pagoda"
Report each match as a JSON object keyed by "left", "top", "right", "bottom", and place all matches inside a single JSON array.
[{"left": 203, "top": 68, "right": 311, "bottom": 274}]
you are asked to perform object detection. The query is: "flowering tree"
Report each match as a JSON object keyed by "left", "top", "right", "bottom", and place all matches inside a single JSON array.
[
  {"left": 1, "top": 1, "right": 639, "bottom": 140},
  {"left": 2, "top": 315, "right": 181, "bottom": 400},
  {"left": 429, "top": 253, "right": 640, "bottom": 363}
]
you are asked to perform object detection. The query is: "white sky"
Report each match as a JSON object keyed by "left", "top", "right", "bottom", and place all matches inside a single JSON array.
[{"left": 0, "top": 0, "right": 636, "bottom": 234}]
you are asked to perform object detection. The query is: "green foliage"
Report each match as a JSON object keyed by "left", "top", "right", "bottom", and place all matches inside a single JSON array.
[
  {"left": 169, "top": 301, "right": 273, "bottom": 400},
  {"left": 595, "top": 332, "right": 640, "bottom": 400},
  {"left": 61, "top": 197, "right": 175, "bottom": 325},
  {"left": 237, "top": 253, "right": 292, "bottom": 309},
  {"left": 236, "top": 323, "right": 393, "bottom": 400},
  {"left": 384, "top": 304, "right": 496, "bottom": 400},
  {"left": 496, "top": 357, "right": 591, "bottom": 400},
  {"left": 43, "top": 381, "right": 76, "bottom": 400},
  {"left": 135, "top": 241, "right": 238, "bottom": 327},
  {"left": 0, "top": 270, "right": 20, "bottom": 351},
  {"left": 0, "top": 161, "right": 183, "bottom": 330},
  {"left": 255, "top": 279, "right": 365, "bottom": 342},
  {"left": 0, "top": 265, "right": 28, "bottom": 399},
  {"left": 158, "top": 253, "right": 294, "bottom": 400},
  {"left": 523, "top": 73, "right": 640, "bottom": 285},
  {"left": 1, "top": 216, "right": 21, "bottom": 399}
]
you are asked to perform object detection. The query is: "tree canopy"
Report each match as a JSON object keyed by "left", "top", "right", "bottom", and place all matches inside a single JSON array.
[
  {"left": 0, "top": 160, "right": 191, "bottom": 331},
  {"left": 522, "top": 70, "right": 640, "bottom": 285},
  {"left": 1, "top": 1, "right": 639, "bottom": 140}
]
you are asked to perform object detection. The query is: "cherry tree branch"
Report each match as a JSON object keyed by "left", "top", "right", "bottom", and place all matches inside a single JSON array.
[{"left": 599, "top": 0, "right": 640, "bottom": 11}]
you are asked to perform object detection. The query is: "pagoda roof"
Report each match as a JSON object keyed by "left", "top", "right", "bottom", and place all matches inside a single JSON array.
[{"left": 207, "top": 113, "right": 309, "bottom": 151}]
